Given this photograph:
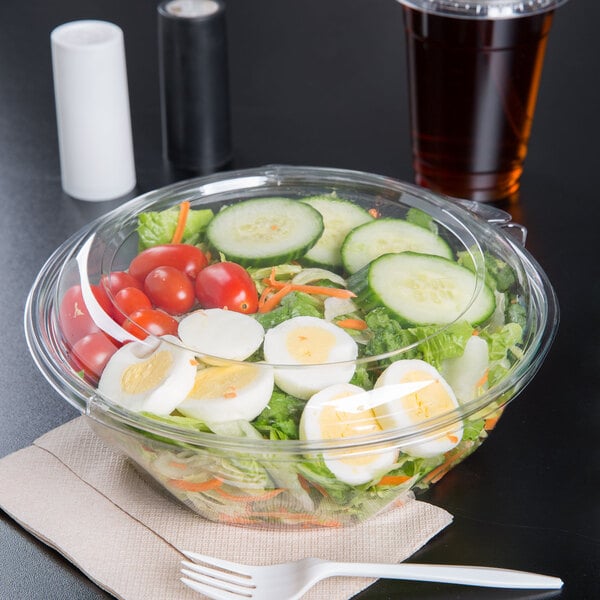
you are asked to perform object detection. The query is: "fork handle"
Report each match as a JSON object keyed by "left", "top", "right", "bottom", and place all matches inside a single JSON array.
[{"left": 322, "top": 562, "right": 563, "bottom": 589}]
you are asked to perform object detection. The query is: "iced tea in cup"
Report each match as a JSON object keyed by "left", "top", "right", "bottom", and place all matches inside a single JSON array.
[{"left": 398, "top": 0, "right": 568, "bottom": 203}]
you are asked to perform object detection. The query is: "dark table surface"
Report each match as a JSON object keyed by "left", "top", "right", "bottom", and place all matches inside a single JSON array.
[{"left": 1, "top": 1, "right": 598, "bottom": 599}]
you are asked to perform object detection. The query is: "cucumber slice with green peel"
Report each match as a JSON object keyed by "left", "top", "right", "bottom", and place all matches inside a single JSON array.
[
  {"left": 300, "top": 196, "right": 373, "bottom": 269},
  {"left": 206, "top": 197, "right": 324, "bottom": 267},
  {"left": 341, "top": 217, "right": 453, "bottom": 274},
  {"left": 348, "top": 252, "right": 496, "bottom": 326}
]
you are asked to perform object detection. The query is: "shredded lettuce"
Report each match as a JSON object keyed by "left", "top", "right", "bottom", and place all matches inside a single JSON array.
[
  {"left": 458, "top": 249, "right": 517, "bottom": 293},
  {"left": 462, "top": 418, "right": 486, "bottom": 441},
  {"left": 252, "top": 388, "right": 306, "bottom": 440},
  {"left": 480, "top": 322, "right": 524, "bottom": 386},
  {"left": 139, "top": 411, "right": 212, "bottom": 433},
  {"left": 364, "top": 308, "right": 473, "bottom": 368},
  {"left": 247, "top": 264, "right": 302, "bottom": 294},
  {"left": 505, "top": 296, "right": 527, "bottom": 329},
  {"left": 253, "top": 291, "right": 323, "bottom": 329},
  {"left": 406, "top": 207, "right": 439, "bottom": 234},
  {"left": 137, "top": 207, "right": 214, "bottom": 250}
]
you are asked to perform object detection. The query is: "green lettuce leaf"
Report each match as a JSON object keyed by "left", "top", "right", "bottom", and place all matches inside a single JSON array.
[
  {"left": 480, "top": 322, "right": 524, "bottom": 386},
  {"left": 457, "top": 249, "right": 516, "bottom": 293},
  {"left": 364, "top": 308, "right": 473, "bottom": 368},
  {"left": 406, "top": 207, "right": 438, "bottom": 234},
  {"left": 140, "top": 412, "right": 212, "bottom": 433},
  {"left": 137, "top": 207, "right": 214, "bottom": 250},
  {"left": 252, "top": 388, "right": 306, "bottom": 440},
  {"left": 253, "top": 291, "right": 323, "bottom": 329}
]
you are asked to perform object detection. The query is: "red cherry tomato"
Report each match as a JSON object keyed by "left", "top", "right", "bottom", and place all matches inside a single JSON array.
[
  {"left": 70, "top": 332, "right": 118, "bottom": 381},
  {"left": 195, "top": 262, "right": 258, "bottom": 314},
  {"left": 144, "top": 266, "right": 196, "bottom": 315},
  {"left": 122, "top": 308, "right": 179, "bottom": 340},
  {"left": 59, "top": 284, "right": 114, "bottom": 346},
  {"left": 112, "top": 287, "right": 153, "bottom": 324},
  {"left": 101, "top": 271, "right": 143, "bottom": 295},
  {"left": 128, "top": 244, "right": 208, "bottom": 282}
]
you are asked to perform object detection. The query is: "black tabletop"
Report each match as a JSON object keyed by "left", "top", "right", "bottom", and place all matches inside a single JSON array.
[{"left": 1, "top": 1, "right": 598, "bottom": 599}]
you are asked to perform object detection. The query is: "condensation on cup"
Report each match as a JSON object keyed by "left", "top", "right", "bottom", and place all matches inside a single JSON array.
[{"left": 397, "top": 0, "right": 569, "bottom": 203}]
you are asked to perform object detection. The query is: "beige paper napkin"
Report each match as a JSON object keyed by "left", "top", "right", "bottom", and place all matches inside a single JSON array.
[{"left": 0, "top": 417, "right": 452, "bottom": 600}]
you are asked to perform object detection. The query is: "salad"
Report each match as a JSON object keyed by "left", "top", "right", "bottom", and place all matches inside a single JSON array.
[{"left": 60, "top": 194, "right": 526, "bottom": 527}]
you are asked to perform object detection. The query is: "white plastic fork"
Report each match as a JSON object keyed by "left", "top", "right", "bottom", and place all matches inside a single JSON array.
[{"left": 180, "top": 550, "right": 563, "bottom": 600}]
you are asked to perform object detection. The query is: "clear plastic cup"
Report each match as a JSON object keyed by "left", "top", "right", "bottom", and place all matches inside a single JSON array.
[{"left": 398, "top": 0, "right": 569, "bottom": 203}]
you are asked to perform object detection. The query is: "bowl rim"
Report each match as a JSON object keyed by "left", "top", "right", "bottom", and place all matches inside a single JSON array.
[{"left": 24, "top": 165, "right": 560, "bottom": 454}]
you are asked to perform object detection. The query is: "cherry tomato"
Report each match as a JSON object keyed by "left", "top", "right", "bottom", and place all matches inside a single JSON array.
[
  {"left": 122, "top": 308, "right": 179, "bottom": 340},
  {"left": 195, "top": 262, "right": 258, "bottom": 314},
  {"left": 100, "top": 271, "right": 143, "bottom": 295},
  {"left": 128, "top": 244, "right": 208, "bottom": 282},
  {"left": 144, "top": 266, "right": 196, "bottom": 315},
  {"left": 70, "top": 332, "right": 118, "bottom": 381},
  {"left": 59, "top": 284, "right": 114, "bottom": 346},
  {"left": 112, "top": 286, "right": 153, "bottom": 324}
]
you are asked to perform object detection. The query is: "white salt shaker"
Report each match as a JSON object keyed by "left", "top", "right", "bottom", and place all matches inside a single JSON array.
[{"left": 51, "top": 20, "right": 136, "bottom": 201}]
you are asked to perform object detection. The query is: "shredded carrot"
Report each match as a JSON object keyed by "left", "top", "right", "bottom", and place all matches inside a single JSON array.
[
  {"left": 214, "top": 488, "right": 285, "bottom": 503},
  {"left": 476, "top": 369, "right": 489, "bottom": 389},
  {"left": 421, "top": 442, "right": 474, "bottom": 485},
  {"left": 219, "top": 515, "right": 259, "bottom": 525},
  {"left": 168, "top": 477, "right": 222, "bottom": 492},
  {"left": 247, "top": 510, "right": 342, "bottom": 527},
  {"left": 484, "top": 415, "right": 501, "bottom": 431},
  {"left": 377, "top": 474, "right": 411, "bottom": 486},
  {"left": 168, "top": 461, "right": 188, "bottom": 470},
  {"left": 447, "top": 434, "right": 460, "bottom": 444},
  {"left": 171, "top": 200, "right": 190, "bottom": 244},
  {"left": 336, "top": 318, "right": 368, "bottom": 330},
  {"left": 258, "top": 284, "right": 293, "bottom": 313},
  {"left": 270, "top": 281, "right": 355, "bottom": 299},
  {"left": 263, "top": 268, "right": 355, "bottom": 300},
  {"left": 368, "top": 207, "right": 380, "bottom": 218}
]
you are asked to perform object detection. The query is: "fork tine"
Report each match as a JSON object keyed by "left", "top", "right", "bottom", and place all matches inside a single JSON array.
[
  {"left": 183, "top": 550, "right": 252, "bottom": 577},
  {"left": 182, "top": 562, "right": 254, "bottom": 588},
  {"left": 181, "top": 576, "right": 251, "bottom": 600},
  {"left": 181, "top": 568, "right": 253, "bottom": 596}
]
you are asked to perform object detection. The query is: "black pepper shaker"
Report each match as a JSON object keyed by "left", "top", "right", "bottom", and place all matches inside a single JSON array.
[{"left": 158, "top": 0, "right": 232, "bottom": 173}]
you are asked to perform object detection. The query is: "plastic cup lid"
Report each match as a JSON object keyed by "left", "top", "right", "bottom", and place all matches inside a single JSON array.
[{"left": 397, "top": 0, "right": 569, "bottom": 19}]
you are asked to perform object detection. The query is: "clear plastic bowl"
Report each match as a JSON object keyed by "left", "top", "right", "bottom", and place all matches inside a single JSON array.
[{"left": 25, "top": 165, "right": 558, "bottom": 528}]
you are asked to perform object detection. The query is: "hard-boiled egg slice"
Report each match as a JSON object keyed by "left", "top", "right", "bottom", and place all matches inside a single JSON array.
[
  {"left": 178, "top": 308, "right": 265, "bottom": 361},
  {"left": 300, "top": 383, "right": 399, "bottom": 485},
  {"left": 441, "top": 335, "right": 489, "bottom": 403},
  {"left": 263, "top": 316, "right": 358, "bottom": 400},
  {"left": 177, "top": 363, "right": 274, "bottom": 423},
  {"left": 373, "top": 359, "right": 463, "bottom": 458},
  {"left": 98, "top": 335, "right": 196, "bottom": 415}
]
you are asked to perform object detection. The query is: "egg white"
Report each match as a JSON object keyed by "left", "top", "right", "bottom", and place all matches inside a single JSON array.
[
  {"left": 98, "top": 335, "right": 197, "bottom": 415},
  {"left": 373, "top": 359, "right": 463, "bottom": 458},
  {"left": 178, "top": 309, "right": 265, "bottom": 362},
  {"left": 441, "top": 335, "right": 489, "bottom": 403},
  {"left": 300, "top": 383, "right": 399, "bottom": 485},
  {"left": 263, "top": 316, "right": 358, "bottom": 400},
  {"left": 177, "top": 363, "right": 274, "bottom": 423}
]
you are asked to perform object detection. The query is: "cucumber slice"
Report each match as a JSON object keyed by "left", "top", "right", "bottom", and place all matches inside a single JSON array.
[
  {"left": 206, "top": 197, "right": 324, "bottom": 267},
  {"left": 341, "top": 217, "right": 453, "bottom": 274},
  {"left": 348, "top": 252, "right": 495, "bottom": 326},
  {"left": 300, "top": 196, "right": 373, "bottom": 269}
]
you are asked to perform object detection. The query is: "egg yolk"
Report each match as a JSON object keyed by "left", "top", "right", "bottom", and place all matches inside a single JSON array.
[
  {"left": 121, "top": 350, "right": 173, "bottom": 394},
  {"left": 399, "top": 370, "right": 454, "bottom": 420},
  {"left": 286, "top": 326, "right": 336, "bottom": 363},
  {"left": 318, "top": 392, "right": 384, "bottom": 466},
  {"left": 188, "top": 365, "right": 259, "bottom": 400}
]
